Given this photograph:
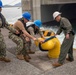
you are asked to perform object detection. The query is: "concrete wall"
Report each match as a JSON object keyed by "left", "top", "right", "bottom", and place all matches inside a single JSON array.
[
  {"left": 60, "top": 4, "right": 76, "bottom": 19},
  {"left": 21, "top": 0, "right": 33, "bottom": 20},
  {"left": 21, "top": 0, "right": 41, "bottom": 21},
  {"left": 32, "top": 0, "right": 41, "bottom": 20},
  {"left": 21, "top": 0, "right": 32, "bottom": 13},
  {"left": 41, "top": 5, "right": 61, "bottom": 22},
  {"left": 21, "top": 0, "right": 76, "bottom": 22},
  {"left": 41, "top": 0, "right": 76, "bottom": 4}
]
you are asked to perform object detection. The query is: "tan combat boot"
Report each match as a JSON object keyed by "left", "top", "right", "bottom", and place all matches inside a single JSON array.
[
  {"left": 16, "top": 54, "right": 24, "bottom": 60},
  {"left": 52, "top": 62, "right": 62, "bottom": 67},
  {"left": 24, "top": 55, "right": 31, "bottom": 62},
  {"left": 27, "top": 54, "right": 31, "bottom": 59},
  {"left": 0, "top": 57, "right": 11, "bottom": 62},
  {"left": 66, "top": 58, "right": 74, "bottom": 62},
  {"left": 27, "top": 50, "right": 35, "bottom": 54}
]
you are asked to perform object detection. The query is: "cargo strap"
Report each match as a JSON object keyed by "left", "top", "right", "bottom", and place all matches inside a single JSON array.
[
  {"left": 39, "top": 36, "right": 56, "bottom": 51},
  {"left": 44, "top": 36, "right": 56, "bottom": 43}
]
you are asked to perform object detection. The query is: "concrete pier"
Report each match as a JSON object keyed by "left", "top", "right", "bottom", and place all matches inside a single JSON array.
[
  {"left": 0, "top": 28, "right": 76, "bottom": 75},
  {"left": 21, "top": 0, "right": 76, "bottom": 23}
]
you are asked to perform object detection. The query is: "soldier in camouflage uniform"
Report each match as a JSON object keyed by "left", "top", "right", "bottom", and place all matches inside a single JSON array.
[
  {"left": 9, "top": 12, "right": 37, "bottom": 62},
  {"left": 0, "top": 1, "right": 19, "bottom": 62},
  {"left": 52, "top": 11, "right": 75, "bottom": 67},
  {"left": 26, "top": 20, "right": 44, "bottom": 53}
]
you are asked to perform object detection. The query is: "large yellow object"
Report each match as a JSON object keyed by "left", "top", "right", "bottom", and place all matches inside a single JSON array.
[
  {"left": 41, "top": 30, "right": 55, "bottom": 37},
  {"left": 10, "top": 24, "right": 13, "bottom": 27},
  {"left": 35, "top": 30, "right": 61, "bottom": 58}
]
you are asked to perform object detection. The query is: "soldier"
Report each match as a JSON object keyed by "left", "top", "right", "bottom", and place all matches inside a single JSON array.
[
  {"left": 0, "top": 0, "right": 19, "bottom": 62},
  {"left": 52, "top": 11, "right": 75, "bottom": 67},
  {"left": 26, "top": 20, "right": 44, "bottom": 53},
  {"left": 9, "top": 12, "right": 37, "bottom": 62}
]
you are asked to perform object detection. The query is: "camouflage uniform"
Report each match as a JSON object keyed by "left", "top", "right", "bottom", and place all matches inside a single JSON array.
[
  {"left": 0, "top": 12, "right": 16, "bottom": 58},
  {"left": 9, "top": 32, "right": 29, "bottom": 56},
  {"left": 26, "top": 25, "right": 43, "bottom": 51},
  {"left": 8, "top": 20, "right": 29, "bottom": 57},
  {"left": 56, "top": 17, "right": 75, "bottom": 64},
  {"left": 9, "top": 33, "right": 23, "bottom": 55}
]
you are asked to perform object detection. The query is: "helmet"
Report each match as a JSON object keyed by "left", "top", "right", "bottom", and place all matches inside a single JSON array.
[
  {"left": 53, "top": 11, "right": 61, "bottom": 19},
  {"left": 34, "top": 20, "right": 42, "bottom": 28},
  {"left": 0, "top": 0, "right": 3, "bottom": 7},
  {"left": 22, "top": 12, "right": 31, "bottom": 20}
]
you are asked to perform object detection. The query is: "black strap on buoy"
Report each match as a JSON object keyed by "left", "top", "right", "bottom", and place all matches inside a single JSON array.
[
  {"left": 44, "top": 36, "right": 56, "bottom": 42},
  {"left": 39, "top": 43, "right": 48, "bottom": 51},
  {"left": 39, "top": 36, "right": 56, "bottom": 51}
]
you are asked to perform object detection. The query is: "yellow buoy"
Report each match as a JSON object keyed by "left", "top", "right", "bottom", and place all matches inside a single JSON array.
[
  {"left": 35, "top": 36, "right": 61, "bottom": 58},
  {"left": 10, "top": 24, "right": 13, "bottom": 27},
  {"left": 40, "top": 39, "right": 55, "bottom": 50},
  {"left": 35, "top": 38, "right": 44, "bottom": 46},
  {"left": 47, "top": 38, "right": 60, "bottom": 58},
  {"left": 42, "top": 30, "right": 55, "bottom": 37}
]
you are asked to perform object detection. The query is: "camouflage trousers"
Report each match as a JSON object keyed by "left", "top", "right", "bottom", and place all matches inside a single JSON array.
[
  {"left": 0, "top": 32, "right": 6, "bottom": 57},
  {"left": 25, "top": 37, "right": 36, "bottom": 52},
  {"left": 25, "top": 37, "right": 31, "bottom": 50},
  {"left": 8, "top": 32, "right": 29, "bottom": 56}
]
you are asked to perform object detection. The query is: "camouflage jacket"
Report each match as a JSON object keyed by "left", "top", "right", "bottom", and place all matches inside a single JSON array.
[
  {"left": 27, "top": 26, "right": 43, "bottom": 37},
  {"left": 0, "top": 12, "right": 16, "bottom": 33}
]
